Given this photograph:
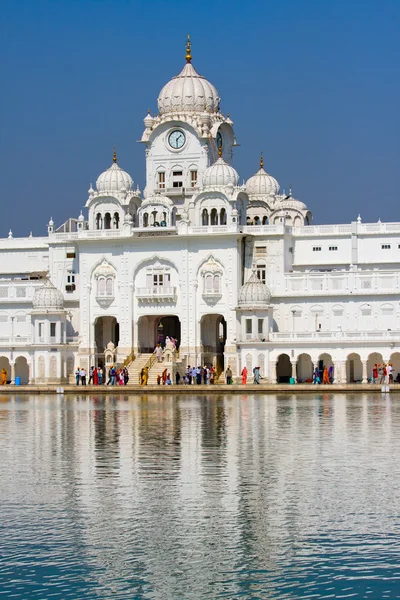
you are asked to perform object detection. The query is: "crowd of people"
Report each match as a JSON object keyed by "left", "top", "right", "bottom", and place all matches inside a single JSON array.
[{"left": 75, "top": 365, "right": 129, "bottom": 386}]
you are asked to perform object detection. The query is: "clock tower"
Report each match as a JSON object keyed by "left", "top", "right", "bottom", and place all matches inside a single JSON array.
[{"left": 140, "top": 36, "right": 237, "bottom": 208}]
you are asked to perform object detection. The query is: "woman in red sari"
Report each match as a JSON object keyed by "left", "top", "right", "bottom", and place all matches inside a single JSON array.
[
  {"left": 241, "top": 366, "right": 247, "bottom": 385},
  {"left": 93, "top": 367, "right": 98, "bottom": 385}
]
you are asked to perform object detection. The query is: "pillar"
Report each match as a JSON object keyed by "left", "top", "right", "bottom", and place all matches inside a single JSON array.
[
  {"left": 362, "top": 360, "right": 368, "bottom": 384},
  {"left": 290, "top": 360, "right": 296, "bottom": 382},
  {"left": 10, "top": 362, "right": 15, "bottom": 385},
  {"left": 270, "top": 361, "right": 277, "bottom": 384}
]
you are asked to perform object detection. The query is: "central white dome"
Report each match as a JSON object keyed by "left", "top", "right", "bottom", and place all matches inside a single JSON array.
[
  {"left": 96, "top": 157, "right": 133, "bottom": 194},
  {"left": 203, "top": 157, "right": 239, "bottom": 188},
  {"left": 158, "top": 62, "right": 220, "bottom": 115}
]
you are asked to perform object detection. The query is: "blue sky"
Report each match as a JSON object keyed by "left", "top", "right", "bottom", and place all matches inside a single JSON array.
[{"left": 1, "top": 0, "right": 399, "bottom": 236}]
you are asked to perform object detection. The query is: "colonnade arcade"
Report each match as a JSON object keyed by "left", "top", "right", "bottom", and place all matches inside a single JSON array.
[
  {"left": 0, "top": 356, "right": 29, "bottom": 384},
  {"left": 274, "top": 351, "right": 400, "bottom": 383}
]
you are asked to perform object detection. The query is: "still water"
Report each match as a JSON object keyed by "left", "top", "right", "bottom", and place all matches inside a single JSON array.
[{"left": 0, "top": 393, "right": 400, "bottom": 599}]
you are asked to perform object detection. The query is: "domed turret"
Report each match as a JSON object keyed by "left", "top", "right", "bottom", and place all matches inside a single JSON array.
[
  {"left": 157, "top": 36, "right": 220, "bottom": 115},
  {"left": 96, "top": 148, "right": 133, "bottom": 194},
  {"left": 33, "top": 279, "right": 65, "bottom": 311},
  {"left": 203, "top": 154, "right": 239, "bottom": 188},
  {"left": 246, "top": 154, "right": 280, "bottom": 197},
  {"left": 238, "top": 270, "right": 271, "bottom": 308}
]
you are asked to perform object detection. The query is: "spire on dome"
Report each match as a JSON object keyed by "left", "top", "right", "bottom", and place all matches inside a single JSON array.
[
  {"left": 260, "top": 152, "right": 264, "bottom": 169},
  {"left": 113, "top": 146, "right": 117, "bottom": 163},
  {"left": 218, "top": 147, "right": 223, "bottom": 158},
  {"left": 185, "top": 34, "right": 192, "bottom": 63}
]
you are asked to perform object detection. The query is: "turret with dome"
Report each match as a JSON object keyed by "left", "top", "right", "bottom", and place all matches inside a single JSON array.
[{"left": 85, "top": 148, "right": 141, "bottom": 231}]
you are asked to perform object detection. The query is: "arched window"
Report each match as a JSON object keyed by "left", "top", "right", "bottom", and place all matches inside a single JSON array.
[
  {"left": 113, "top": 212, "right": 120, "bottom": 229},
  {"left": 262, "top": 216, "right": 268, "bottom": 225},
  {"left": 213, "top": 274, "right": 221, "bottom": 293},
  {"left": 106, "top": 277, "right": 113, "bottom": 296},
  {"left": 211, "top": 208, "right": 218, "bottom": 225},
  {"left": 205, "top": 274, "right": 213, "bottom": 293},
  {"left": 104, "top": 213, "right": 111, "bottom": 229},
  {"left": 202, "top": 209, "right": 209, "bottom": 226},
  {"left": 97, "top": 277, "right": 106, "bottom": 296},
  {"left": 143, "top": 213, "right": 149, "bottom": 227},
  {"left": 96, "top": 213, "right": 102, "bottom": 229},
  {"left": 220, "top": 208, "right": 227, "bottom": 225},
  {"left": 254, "top": 215, "right": 260, "bottom": 225}
]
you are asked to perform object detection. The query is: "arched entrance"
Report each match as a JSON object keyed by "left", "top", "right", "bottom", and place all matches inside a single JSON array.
[
  {"left": 94, "top": 316, "right": 119, "bottom": 367},
  {"left": 296, "top": 353, "right": 313, "bottom": 382},
  {"left": 200, "top": 314, "right": 226, "bottom": 371},
  {"left": 367, "top": 352, "right": 383, "bottom": 382},
  {"left": 346, "top": 353, "right": 362, "bottom": 383},
  {"left": 15, "top": 356, "right": 29, "bottom": 384},
  {"left": 319, "top": 353, "right": 334, "bottom": 381},
  {"left": 276, "top": 354, "right": 291, "bottom": 383},
  {"left": 138, "top": 315, "right": 181, "bottom": 354},
  {"left": 0, "top": 357, "right": 11, "bottom": 384},
  {"left": 390, "top": 353, "right": 400, "bottom": 382}
]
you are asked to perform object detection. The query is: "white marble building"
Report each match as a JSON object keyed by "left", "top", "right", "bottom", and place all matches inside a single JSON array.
[{"left": 1, "top": 37, "right": 400, "bottom": 384}]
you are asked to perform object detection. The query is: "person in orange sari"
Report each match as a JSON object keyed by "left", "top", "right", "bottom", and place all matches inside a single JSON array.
[
  {"left": 322, "top": 366, "right": 330, "bottom": 384},
  {"left": 241, "top": 366, "right": 247, "bottom": 385},
  {"left": 1, "top": 369, "right": 6, "bottom": 385}
]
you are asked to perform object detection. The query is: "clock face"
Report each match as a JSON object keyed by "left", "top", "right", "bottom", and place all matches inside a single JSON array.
[
  {"left": 216, "top": 131, "right": 223, "bottom": 150},
  {"left": 168, "top": 129, "right": 186, "bottom": 149}
]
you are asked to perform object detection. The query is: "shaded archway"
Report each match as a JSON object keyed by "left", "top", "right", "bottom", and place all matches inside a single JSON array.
[
  {"left": 390, "top": 353, "right": 400, "bottom": 382},
  {"left": 15, "top": 356, "right": 29, "bottom": 384},
  {"left": 296, "top": 353, "right": 313, "bottom": 383},
  {"left": 138, "top": 315, "right": 181, "bottom": 354},
  {"left": 276, "top": 354, "right": 291, "bottom": 383},
  {"left": 94, "top": 316, "right": 119, "bottom": 367},
  {"left": 319, "top": 353, "right": 334, "bottom": 381},
  {"left": 367, "top": 352, "right": 383, "bottom": 382},
  {"left": 0, "top": 357, "right": 11, "bottom": 384},
  {"left": 346, "top": 353, "right": 362, "bottom": 383},
  {"left": 201, "top": 313, "right": 227, "bottom": 371}
]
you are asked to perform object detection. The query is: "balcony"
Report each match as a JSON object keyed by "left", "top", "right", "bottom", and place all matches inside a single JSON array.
[
  {"left": 270, "top": 330, "right": 400, "bottom": 342},
  {"left": 136, "top": 286, "right": 177, "bottom": 303}
]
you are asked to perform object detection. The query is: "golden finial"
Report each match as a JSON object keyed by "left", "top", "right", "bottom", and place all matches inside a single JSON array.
[
  {"left": 260, "top": 152, "right": 264, "bottom": 168},
  {"left": 185, "top": 34, "right": 192, "bottom": 63},
  {"left": 113, "top": 145, "right": 117, "bottom": 163},
  {"left": 218, "top": 147, "right": 223, "bottom": 158},
  {"left": 147, "top": 108, "right": 151, "bottom": 115}
]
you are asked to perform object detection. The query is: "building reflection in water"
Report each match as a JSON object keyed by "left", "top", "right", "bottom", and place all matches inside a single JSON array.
[{"left": 0, "top": 393, "right": 399, "bottom": 599}]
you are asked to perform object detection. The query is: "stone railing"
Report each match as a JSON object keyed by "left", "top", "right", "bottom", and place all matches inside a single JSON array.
[
  {"left": 136, "top": 286, "right": 177, "bottom": 301},
  {"left": 271, "top": 270, "right": 400, "bottom": 296},
  {"left": 270, "top": 330, "right": 400, "bottom": 342}
]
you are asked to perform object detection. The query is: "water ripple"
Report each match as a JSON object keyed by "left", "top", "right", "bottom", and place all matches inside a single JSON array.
[{"left": 0, "top": 393, "right": 400, "bottom": 599}]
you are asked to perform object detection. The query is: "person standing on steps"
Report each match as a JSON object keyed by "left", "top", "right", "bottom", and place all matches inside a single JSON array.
[
  {"left": 241, "top": 366, "right": 247, "bottom": 385},
  {"left": 225, "top": 365, "right": 232, "bottom": 385}
]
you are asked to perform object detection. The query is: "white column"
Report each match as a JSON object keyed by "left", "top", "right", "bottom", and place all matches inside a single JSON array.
[{"left": 362, "top": 360, "right": 368, "bottom": 384}]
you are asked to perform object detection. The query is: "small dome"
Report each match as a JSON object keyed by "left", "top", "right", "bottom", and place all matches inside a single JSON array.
[
  {"left": 238, "top": 270, "right": 271, "bottom": 307},
  {"left": 144, "top": 110, "right": 154, "bottom": 129},
  {"left": 96, "top": 152, "right": 133, "bottom": 194},
  {"left": 141, "top": 193, "right": 173, "bottom": 209},
  {"left": 203, "top": 157, "right": 239, "bottom": 188},
  {"left": 277, "top": 197, "right": 308, "bottom": 211},
  {"left": 246, "top": 155, "right": 280, "bottom": 197},
  {"left": 33, "top": 279, "right": 65, "bottom": 311}
]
